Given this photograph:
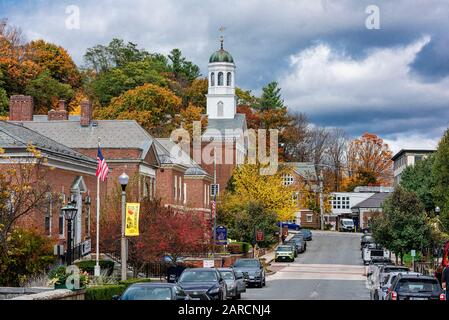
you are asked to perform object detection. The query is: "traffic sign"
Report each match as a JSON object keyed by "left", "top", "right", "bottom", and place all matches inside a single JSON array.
[
  {"left": 256, "top": 230, "right": 264, "bottom": 242},
  {"left": 411, "top": 250, "right": 416, "bottom": 257}
]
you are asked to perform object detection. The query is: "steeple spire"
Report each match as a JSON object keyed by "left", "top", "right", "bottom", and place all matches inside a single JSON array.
[{"left": 219, "top": 26, "right": 226, "bottom": 50}]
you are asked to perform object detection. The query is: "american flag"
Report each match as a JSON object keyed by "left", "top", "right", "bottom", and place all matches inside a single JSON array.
[{"left": 96, "top": 147, "right": 109, "bottom": 182}]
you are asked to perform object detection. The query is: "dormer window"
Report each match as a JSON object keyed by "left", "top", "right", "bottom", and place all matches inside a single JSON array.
[
  {"left": 218, "top": 72, "right": 224, "bottom": 86},
  {"left": 210, "top": 72, "right": 215, "bottom": 86}
]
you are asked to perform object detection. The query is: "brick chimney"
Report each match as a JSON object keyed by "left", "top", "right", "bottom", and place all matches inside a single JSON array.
[
  {"left": 48, "top": 100, "right": 69, "bottom": 121},
  {"left": 9, "top": 95, "right": 34, "bottom": 121},
  {"left": 80, "top": 99, "right": 92, "bottom": 127}
]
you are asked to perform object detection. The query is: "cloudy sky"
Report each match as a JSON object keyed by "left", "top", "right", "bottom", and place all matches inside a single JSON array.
[{"left": 2, "top": 0, "right": 449, "bottom": 153}]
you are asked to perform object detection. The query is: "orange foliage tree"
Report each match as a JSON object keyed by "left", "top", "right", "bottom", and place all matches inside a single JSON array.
[
  {"left": 344, "top": 133, "right": 393, "bottom": 189},
  {"left": 95, "top": 83, "right": 182, "bottom": 136}
]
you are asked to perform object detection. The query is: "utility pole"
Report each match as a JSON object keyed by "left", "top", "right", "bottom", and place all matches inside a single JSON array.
[
  {"left": 319, "top": 171, "right": 325, "bottom": 230},
  {"left": 213, "top": 146, "right": 217, "bottom": 255}
]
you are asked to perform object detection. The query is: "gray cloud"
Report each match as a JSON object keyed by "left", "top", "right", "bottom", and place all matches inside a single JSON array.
[{"left": 3, "top": 0, "right": 449, "bottom": 149}]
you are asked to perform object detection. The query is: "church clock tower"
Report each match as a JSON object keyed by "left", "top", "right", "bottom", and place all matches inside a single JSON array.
[{"left": 206, "top": 39, "right": 237, "bottom": 119}]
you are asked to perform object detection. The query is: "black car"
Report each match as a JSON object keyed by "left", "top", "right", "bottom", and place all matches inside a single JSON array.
[
  {"left": 113, "top": 283, "right": 189, "bottom": 300},
  {"left": 232, "top": 259, "right": 266, "bottom": 288},
  {"left": 386, "top": 274, "right": 445, "bottom": 301},
  {"left": 177, "top": 268, "right": 227, "bottom": 300},
  {"left": 291, "top": 234, "right": 307, "bottom": 253}
]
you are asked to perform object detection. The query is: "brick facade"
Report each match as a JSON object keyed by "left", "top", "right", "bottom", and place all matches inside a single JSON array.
[{"left": 9, "top": 95, "right": 34, "bottom": 121}]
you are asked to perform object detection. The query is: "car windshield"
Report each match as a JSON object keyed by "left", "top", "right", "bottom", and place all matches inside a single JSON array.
[
  {"left": 179, "top": 270, "right": 218, "bottom": 282},
  {"left": 234, "top": 260, "right": 260, "bottom": 268},
  {"left": 396, "top": 279, "right": 440, "bottom": 293},
  {"left": 277, "top": 246, "right": 293, "bottom": 251},
  {"left": 362, "top": 236, "right": 373, "bottom": 242},
  {"left": 220, "top": 271, "right": 235, "bottom": 280},
  {"left": 342, "top": 220, "right": 354, "bottom": 225},
  {"left": 121, "top": 286, "right": 172, "bottom": 300}
]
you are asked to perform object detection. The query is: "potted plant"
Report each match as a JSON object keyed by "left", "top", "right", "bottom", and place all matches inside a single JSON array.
[{"left": 48, "top": 266, "right": 90, "bottom": 290}]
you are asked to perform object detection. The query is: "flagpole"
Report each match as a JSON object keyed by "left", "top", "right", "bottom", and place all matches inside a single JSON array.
[{"left": 94, "top": 138, "right": 101, "bottom": 277}]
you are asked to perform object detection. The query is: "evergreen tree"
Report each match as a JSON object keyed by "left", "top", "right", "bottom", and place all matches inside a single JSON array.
[
  {"left": 256, "top": 81, "right": 285, "bottom": 111},
  {"left": 432, "top": 129, "right": 449, "bottom": 232}
]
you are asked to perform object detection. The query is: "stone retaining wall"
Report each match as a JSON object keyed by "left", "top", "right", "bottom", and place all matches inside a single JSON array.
[{"left": 1, "top": 288, "right": 85, "bottom": 300}]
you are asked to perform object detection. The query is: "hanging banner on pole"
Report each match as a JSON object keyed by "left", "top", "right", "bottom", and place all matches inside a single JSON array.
[{"left": 125, "top": 203, "right": 140, "bottom": 236}]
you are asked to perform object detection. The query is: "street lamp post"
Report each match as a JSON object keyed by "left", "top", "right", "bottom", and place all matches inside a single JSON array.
[
  {"left": 119, "top": 173, "right": 129, "bottom": 281},
  {"left": 62, "top": 201, "right": 78, "bottom": 266}
]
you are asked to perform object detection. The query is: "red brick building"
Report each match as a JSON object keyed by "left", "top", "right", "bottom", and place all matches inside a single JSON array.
[{"left": 0, "top": 120, "right": 97, "bottom": 249}]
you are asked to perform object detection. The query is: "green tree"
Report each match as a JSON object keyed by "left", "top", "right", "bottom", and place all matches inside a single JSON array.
[
  {"left": 218, "top": 201, "right": 278, "bottom": 248},
  {"left": 25, "top": 71, "right": 74, "bottom": 113},
  {"left": 400, "top": 155, "right": 436, "bottom": 214},
  {"left": 433, "top": 129, "right": 449, "bottom": 232},
  {"left": 90, "top": 59, "right": 169, "bottom": 106},
  {"left": 0, "top": 70, "right": 7, "bottom": 115},
  {"left": 371, "top": 187, "right": 432, "bottom": 264},
  {"left": 256, "top": 81, "right": 285, "bottom": 112},
  {"left": 168, "top": 48, "right": 200, "bottom": 82},
  {"left": 84, "top": 38, "right": 152, "bottom": 73}
]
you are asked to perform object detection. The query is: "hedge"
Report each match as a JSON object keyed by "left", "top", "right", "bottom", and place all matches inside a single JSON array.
[
  {"left": 75, "top": 260, "right": 115, "bottom": 276},
  {"left": 228, "top": 242, "right": 250, "bottom": 254},
  {"left": 85, "top": 278, "right": 152, "bottom": 300},
  {"left": 85, "top": 285, "right": 126, "bottom": 300}
]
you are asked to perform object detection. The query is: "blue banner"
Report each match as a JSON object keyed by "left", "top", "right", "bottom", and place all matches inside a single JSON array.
[{"left": 215, "top": 226, "right": 227, "bottom": 245}]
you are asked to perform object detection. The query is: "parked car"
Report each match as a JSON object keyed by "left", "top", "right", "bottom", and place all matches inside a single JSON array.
[
  {"left": 284, "top": 240, "right": 299, "bottom": 257},
  {"left": 386, "top": 274, "right": 445, "bottom": 300},
  {"left": 177, "top": 268, "right": 227, "bottom": 300},
  {"left": 217, "top": 268, "right": 246, "bottom": 299},
  {"left": 113, "top": 283, "right": 189, "bottom": 300},
  {"left": 360, "top": 234, "right": 374, "bottom": 250},
  {"left": 362, "top": 243, "right": 390, "bottom": 265},
  {"left": 339, "top": 218, "right": 355, "bottom": 232},
  {"left": 291, "top": 234, "right": 307, "bottom": 253},
  {"left": 232, "top": 258, "right": 266, "bottom": 288},
  {"left": 374, "top": 271, "right": 421, "bottom": 300},
  {"left": 378, "top": 265, "right": 410, "bottom": 285},
  {"left": 300, "top": 229, "right": 312, "bottom": 241},
  {"left": 275, "top": 245, "right": 296, "bottom": 262},
  {"left": 277, "top": 221, "right": 301, "bottom": 231}
]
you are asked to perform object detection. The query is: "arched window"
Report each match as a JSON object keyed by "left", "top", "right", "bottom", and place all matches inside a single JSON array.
[
  {"left": 217, "top": 101, "right": 224, "bottom": 117},
  {"left": 218, "top": 72, "right": 224, "bottom": 86},
  {"left": 210, "top": 72, "right": 215, "bottom": 86},
  {"left": 227, "top": 72, "right": 232, "bottom": 86}
]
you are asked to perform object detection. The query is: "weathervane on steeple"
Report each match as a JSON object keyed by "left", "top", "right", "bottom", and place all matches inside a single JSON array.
[{"left": 219, "top": 26, "right": 226, "bottom": 49}]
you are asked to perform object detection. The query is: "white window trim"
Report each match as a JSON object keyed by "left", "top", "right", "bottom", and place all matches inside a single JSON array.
[
  {"left": 174, "top": 175, "right": 177, "bottom": 200},
  {"left": 306, "top": 214, "right": 313, "bottom": 223},
  {"left": 184, "top": 183, "right": 187, "bottom": 205}
]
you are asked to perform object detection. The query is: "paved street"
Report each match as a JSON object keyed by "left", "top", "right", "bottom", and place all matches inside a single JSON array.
[{"left": 243, "top": 231, "right": 370, "bottom": 300}]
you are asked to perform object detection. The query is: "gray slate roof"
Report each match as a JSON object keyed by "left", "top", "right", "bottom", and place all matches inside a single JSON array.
[
  {"left": 285, "top": 162, "right": 317, "bottom": 180},
  {"left": 18, "top": 120, "right": 155, "bottom": 160},
  {"left": 352, "top": 192, "right": 392, "bottom": 209},
  {"left": 154, "top": 138, "right": 210, "bottom": 176},
  {"left": 0, "top": 121, "right": 95, "bottom": 164},
  {"left": 203, "top": 113, "right": 247, "bottom": 138}
]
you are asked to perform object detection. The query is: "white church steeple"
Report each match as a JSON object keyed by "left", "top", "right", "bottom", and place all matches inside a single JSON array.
[{"left": 206, "top": 38, "right": 237, "bottom": 119}]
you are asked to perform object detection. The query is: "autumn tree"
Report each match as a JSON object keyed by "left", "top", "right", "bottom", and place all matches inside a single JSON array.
[
  {"left": 25, "top": 40, "right": 81, "bottom": 87},
  {"left": 100, "top": 181, "right": 208, "bottom": 276},
  {"left": 325, "top": 128, "right": 348, "bottom": 191},
  {"left": 282, "top": 112, "right": 310, "bottom": 162},
  {"left": 0, "top": 145, "right": 56, "bottom": 285},
  {"left": 344, "top": 133, "right": 393, "bottom": 190},
  {"left": 95, "top": 83, "right": 182, "bottom": 137},
  {"left": 183, "top": 78, "right": 208, "bottom": 110},
  {"left": 223, "top": 164, "right": 296, "bottom": 222}
]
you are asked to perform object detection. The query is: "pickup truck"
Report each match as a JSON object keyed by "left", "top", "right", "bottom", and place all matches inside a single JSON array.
[{"left": 362, "top": 243, "right": 390, "bottom": 265}]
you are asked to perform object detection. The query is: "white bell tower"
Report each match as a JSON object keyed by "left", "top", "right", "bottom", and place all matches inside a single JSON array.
[{"left": 206, "top": 38, "right": 237, "bottom": 119}]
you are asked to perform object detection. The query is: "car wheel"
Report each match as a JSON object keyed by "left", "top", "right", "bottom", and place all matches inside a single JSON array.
[
  {"left": 295, "top": 226, "right": 300, "bottom": 231},
  {"left": 263, "top": 277, "right": 266, "bottom": 287},
  {"left": 374, "top": 291, "right": 379, "bottom": 300},
  {"left": 236, "top": 293, "right": 241, "bottom": 299}
]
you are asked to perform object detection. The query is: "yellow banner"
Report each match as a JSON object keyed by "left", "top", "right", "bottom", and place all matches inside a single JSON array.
[{"left": 125, "top": 203, "right": 140, "bottom": 237}]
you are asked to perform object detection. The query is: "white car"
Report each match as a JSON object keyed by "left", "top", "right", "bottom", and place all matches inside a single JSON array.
[
  {"left": 339, "top": 218, "right": 355, "bottom": 232},
  {"left": 375, "top": 271, "right": 421, "bottom": 300}
]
